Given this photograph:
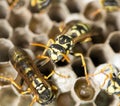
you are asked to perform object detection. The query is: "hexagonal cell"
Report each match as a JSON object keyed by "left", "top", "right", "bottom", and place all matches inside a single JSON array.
[
  {"left": 83, "top": 1, "right": 104, "bottom": 21},
  {"left": 0, "top": 38, "right": 14, "bottom": 62},
  {"left": 0, "top": 86, "right": 18, "bottom": 106},
  {"left": 48, "top": 2, "right": 70, "bottom": 22},
  {"left": 30, "top": 33, "right": 49, "bottom": 55},
  {"left": 53, "top": 65, "right": 77, "bottom": 92},
  {"left": 29, "top": 13, "right": 53, "bottom": 34},
  {"left": 70, "top": 77, "right": 102, "bottom": 105},
  {"left": 56, "top": 91, "right": 76, "bottom": 106},
  {"left": 18, "top": 95, "right": 32, "bottom": 106},
  {"left": 0, "top": 0, "right": 9, "bottom": 19},
  {"left": 8, "top": 7, "right": 32, "bottom": 28},
  {"left": 0, "top": 19, "right": 13, "bottom": 39},
  {"left": 74, "top": 78, "right": 95, "bottom": 101},
  {"left": 87, "top": 44, "right": 114, "bottom": 66},
  {"left": 95, "top": 90, "right": 114, "bottom": 106},
  {"left": 34, "top": 58, "right": 54, "bottom": 77},
  {"left": 106, "top": 31, "right": 120, "bottom": 53},
  {"left": 0, "top": 39, "right": 17, "bottom": 85},
  {"left": 79, "top": 102, "right": 94, "bottom": 106},
  {"left": 11, "top": 27, "right": 33, "bottom": 48},
  {"left": 105, "top": 14, "right": 119, "bottom": 34},
  {"left": 91, "top": 24, "right": 106, "bottom": 43},
  {"left": 0, "top": 62, "right": 17, "bottom": 86},
  {"left": 71, "top": 58, "right": 88, "bottom": 77},
  {"left": 65, "top": 0, "right": 81, "bottom": 13},
  {"left": 48, "top": 22, "right": 61, "bottom": 40}
]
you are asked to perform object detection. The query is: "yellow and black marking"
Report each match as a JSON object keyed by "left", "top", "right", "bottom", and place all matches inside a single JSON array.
[
  {"left": 46, "top": 20, "right": 91, "bottom": 63},
  {"left": 30, "top": 0, "right": 51, "bottom": 10},
  {"left": 0, "top": 47, "right": 56, "bottom": 106},
  {"left": 89, "top": 64, "right": 120, "bottom": 98},
  {"left": 31, "top": 20, "right": 93, "bottom": 85},
  {"left": 107, "top": 72, "right": 120, "bottom": 97},
  {"left": 91, "top": 0, "right": 120, "bottom": 18},
  {"left": 100, "top": 0, "right": 120, "bottom": 12}
]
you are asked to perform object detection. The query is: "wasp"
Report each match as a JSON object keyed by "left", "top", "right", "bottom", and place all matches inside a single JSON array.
[
  {"left": 7, "top": 0, "right": 25, "bottom": 9},
  {"left": 100, "top": 0, "right": 120, "bottom": 12},
  {"left": 91, "top": 0, "right": 120, "bottom": 17},
  {"left": 0, "top": 47, "right": 57, "bottom": 106},
  {"left": 89, "top": 64, "right": 120, "bottom": 98},
  {"left": 30, "top": 0, "right": 51, "bottom": 11},
  {"left": 31, "top": 20, "right": 93, "bottom": 85}
]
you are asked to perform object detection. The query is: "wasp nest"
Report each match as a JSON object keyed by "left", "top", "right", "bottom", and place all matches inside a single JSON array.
[{"left": 0, "top": 0, "right": 120, "bottom": 106}]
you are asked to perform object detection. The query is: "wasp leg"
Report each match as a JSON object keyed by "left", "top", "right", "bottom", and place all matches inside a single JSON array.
[
  {"left": 30, "top": 95, "right": 38, "bottom": 106},
  {"left": 15, "top": 75, "right": 24, "bottom": 87},
  {"left": 42, "top": 39, "right": 55, "bottom": 56},
  {"left": 100, "top": 74, "right": 110, "bottom": 88},
  {"left": 21, "top": 88, "right": 31, "bottom": 95},
  {"left": 30, "top": 42, "right": 48, "bottom": 49},
  {"left": 0, "top": 76, "right": 31, "bottom": 94},
  {"left": 91, "top": 8, "right": 102, "bottom": 17},
  {"left": 89, "top": 64, "right": 114, "bottom": 88},
  {"left": 51, "top": 84, "right": 58, "bottom": 91},
  {"left": 44, "top": 70, "right": 69, "bottom": 79},
  {"left": 37, "top": 55, "right": 50, "bottom": 66},
  {"left": 59, "top": 22, "right": 65, "bottom": 32},
  {"left": 35, "top": 39, "right": 54, "bottom": 61},
  {"left": 74, "top": 53, "right": 90, "bottom": 85},
  {"left": 31, "top": 39, "right": 54, "bottom": 56},
  {"left": 54, "top": 70, "right": 70, "bottom": 78},
  {"left": 38, "top": 56, "right": 69, "bottom": 78},
  {"left": 60, "top": 53, "right": 70, "bottom": 63},
  {"left": 0, "top": 76, "right": 22, "bottom": 90}
]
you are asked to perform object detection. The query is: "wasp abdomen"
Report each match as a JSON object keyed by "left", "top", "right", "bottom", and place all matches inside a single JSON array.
[
  {"left": 69, "top": 23, "right": 90, "bottom": 38},
  {"left": 9, "top": 47, "right": 55, "bottom": 105}
]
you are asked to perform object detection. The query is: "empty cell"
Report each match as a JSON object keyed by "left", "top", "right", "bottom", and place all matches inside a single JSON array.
[
  {"left": 108, "top": 32, "right": 120, "bottom": 53},
  {"left": 0, "top": 1, "right": 9, "bottom": 19},
  {"left": 105, "top": 14, "right": 119, "bottom": 34},
  {"left": 11, "top": 27, "right": 33, "bottom": 48},
  {"left": 65, "top": 0, "right": 80, "bottom": 13},
  {"left": 83, "top": 1, "right": 103, "bottom": 21},
  {"left": 0, "top": 86, "right": 18, "bottom": 106},
  {"left": 0, "top": 39, "right": 14, "bottom": 62},
  {"left": 88, "top": 44, "right": 115, "bottom": 67},
  {"left": 71, "top": 58, "right": 87, "bottom": 77},
  {"left": 0, "top": 20, "right": 13, "bottom": 39},
  {"left": 29, "top": 13, "right": 53, "bottom": 34},
  {"left": 89, "top": 49, "right": 107, "bottom": 66},
  {"left": 57, "top": 92, "right": 75, "bottom": 106},
  {"left": 95, "top": 90, "right": 114, "bottom": 106},
  {"left": 48, "top": 3, "right": 69, "bottom": 23},
  {"left": 8, "top": 7, "right": 32, "bottom": 28}
]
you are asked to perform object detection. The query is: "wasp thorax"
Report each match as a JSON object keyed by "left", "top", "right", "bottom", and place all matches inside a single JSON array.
[{"left": 47, "top": 44, "right": 66, "bottom": 62}]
